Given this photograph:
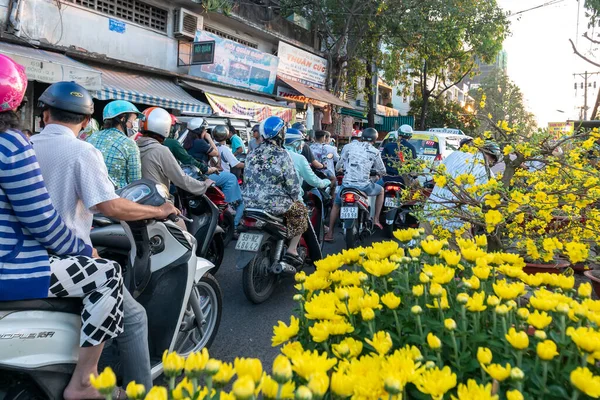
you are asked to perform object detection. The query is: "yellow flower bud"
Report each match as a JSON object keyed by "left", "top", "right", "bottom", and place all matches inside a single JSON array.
[
  {"left": 125, "top": 381, "right": 145, "bottom": 400},
  {"left": 510, "top": 367, "right": 525, "bottom": 380},
  {"left": 381, "top": 293, "right": 401, "bottom": 309},
  {"left": 457, "top": 293, "right": 469, "bottom": 304},
  {"left": 517, "top": 308, "right": 530, "bottom": 320},
  {"left": 430, "top": 283, "right": 443, "bottom": 297},
  {"left": 295, "top": 271, "right": 306, "bottom": 283},
  {"left": 507, "top": 389, "right": 524, "bottom": 400},
  {"left": 534, "top": 330, "right": 547, "bottom": 340},
  {"left": 296, "top": 385, "right": 313, "bottom": 400},
  {"left": 537, "top": 340, "right": 559, "bottom": 361},
  {"left": 495, "top": 304, "right": 509, "bottom": 315},
  {"left": 272, "top": 355, "right": 293, "bottom": 383},
  {"left": 361, "top": 307, "right": 375, "bottom": 321},
  {"left": 335, "top": 287, "right": 349, "bottom": 301},
  {"left": 89, "top": 367, "right": 117, "bottom": 396},
  {"left": 557, "top": 302, "right": 570, "bottom": 314},
  {"left": 308, "top": 372, "right": 329, "bottom": 397},
  {"left": 232, "top": 376, "right": 255, "bottom": 400},
  {"left": 427, "top": 333, "right": 442, "bottom": 350},
  {"left": 384, "top": 376, "right": 402, "bottom": 395},
  {"left": 412, "top": 285, "right": 424, "bottom": 297},
  {"left": 477, "top": 347, "right": 493, "bottom": 365},
  {"left": 419, "top": 272, "right": 430, "bottom": 283},
  {"left": 144, "top": 386, "right": 168, "bottom": 400},
  {"left": 411, "top": 305, "right": 423, "bottom": 315},
  {"left": 486, "top": 295, "right": 500, "bottom": 307},
  {"left": 205, "top": 359, "right": 221, "bottom": 375},
  {"left": 184, "top": 348, "right": 208, "bottom": 376},
  {"left": 578, "top": 282, "right": 592, "bottom": 298},
  {"left": 293, "top": 294, "right": 303, "bottom": 301},
  {"left": 444, "top": 318, "right": 457, "bottom": 331}
]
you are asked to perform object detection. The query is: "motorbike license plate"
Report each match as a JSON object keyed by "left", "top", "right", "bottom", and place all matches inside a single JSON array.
[
  {"left": 235, "top": 233, "right": 264, "bottom": 252},
  {"left": 340, "top": 206, "right": 358, "bottom": 220},
  {"left": 385, "top": 197, "right": 397, "bottom": 208}
]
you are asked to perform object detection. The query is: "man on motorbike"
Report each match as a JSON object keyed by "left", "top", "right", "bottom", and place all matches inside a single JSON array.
[
  {"left": 164, "top": 114, "right": 218, "bottom": 175},
  {"left": 184, "top": 118, "right": 245, "bottom": 228},
  {"left": 291, "top": 122, "right": 325, "bottom": 170},
  {"left": 137, "top": 107, "right": 214, "bottom": 196},
  {"left": 285, "top": 129, "right": 332, "bottom": 197},
  {"left": 381, "top": 124, "right": 417, "bottom": 183},
  {"left": 324, "top": 127, "right": 386, "bottom": 242},
  {"left": 244, "top": 117, "right": 307, "bottom": 267},
  {"left": 248, "top": 124, "right": 261, "bottom": 153},
  {"left": 86, "top": 100, "right": 144, "bottom": 189},
  {"left": 310, "top": 130, "right": 340, "bottom": 178},
  {"left": 31, "top": 82, "right": 178, "bottom": 393},
  {"left": 213, "top": 125, "right": 245, "bottom": 173},
  {"left": 423, "top": 140, "right": 502, "bottom": 237}
]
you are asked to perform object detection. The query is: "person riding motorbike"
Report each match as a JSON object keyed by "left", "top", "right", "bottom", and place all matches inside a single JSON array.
[
  {"left": 310, "top": 129, "right": 340, "bottom": 178},
  {"left": 213, "top": 125, "right": 245, "bottom": 173},
  {"left": 184, "top": 118, "right": 245, "bottom": 229},
  {"left": 291, "top": 122, "right": 324, "bottom": 170},
  {"left": 163, "top": 114, "right": 217, "bottom": 175},
  {"left": 285, "top": 129, "right": 332, "bottom": 197},
  {"left": 137, "top": 107, "right": 213, "bottom": 197},
  {"left": 86, "top": 100, "right": 144, "bottom": 189},
  {"left": 248, "top": 124, "right": 261, "bottom": 153},
  {"left": 324, "top": 127, "right": 386, "bottom": 242},
  {"left": 423, "top": 140, "right": 502, "bottom": 239},
  {"left": 31, "top": 81, "right": 177, "bottom": 396},
  {"left": 244, "top": 116, "right": 307, "bottom": 267},
  {"left": 381, "top": 124, "right": 417, "bottom": 184}
]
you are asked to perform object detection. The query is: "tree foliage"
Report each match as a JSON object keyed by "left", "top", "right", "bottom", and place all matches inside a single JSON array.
[
  {"left": 470, "top": 68, "right": 537, "bottom": 137},
  {"left": 408, "top": 98, "right": 479, "bottom": 135}
]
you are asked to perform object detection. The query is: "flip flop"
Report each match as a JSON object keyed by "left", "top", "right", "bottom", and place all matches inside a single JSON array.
[{"left": 374, "top": 222, "right": 384, "bottom": 230}]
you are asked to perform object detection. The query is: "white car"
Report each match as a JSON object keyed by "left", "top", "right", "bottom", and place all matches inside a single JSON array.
[{"left": 381, "top": 128, "right": 472, "bottom": 161}]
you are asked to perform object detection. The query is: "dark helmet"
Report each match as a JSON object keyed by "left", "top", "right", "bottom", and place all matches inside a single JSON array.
[
  {"left": 251, "top": 124, "right": 260, "bottom": 133},
  {"left": 362, "top": 127, "right": 378, "bottom": 143},
  {"left": 480, "top": 140, "right": 502, "bottom": 163},
  {"left": 459, "top": 138, "right": 474, "bottom": 148},
  {"left": 212, "top": 125, "right": 229, "bottom": 142},
  {"left": 291, "top": 122, "right": 307, "bottom": 134},
  {"left": 38, "top": 81, "right": 94, "bottom": 115}
]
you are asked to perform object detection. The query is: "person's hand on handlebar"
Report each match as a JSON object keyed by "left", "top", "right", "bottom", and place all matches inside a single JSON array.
[
  {"left": 205, "top": 179, "right": 216, "bottom": 187},
  {"left": 207, "top": 167, "right": 219, "bottom": 175},
  {"left": 155, "top": 202, "right": 179, "bottom": 220}
]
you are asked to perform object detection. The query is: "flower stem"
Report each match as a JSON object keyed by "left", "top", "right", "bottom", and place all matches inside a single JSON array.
[
  {"left": 416, "top": 315, "right": 424, "bottom": 341},
  {"left": 436, "top": 351, "right": 443, "bottom": 367},
  {"left": 276, "top": 383, "right": 283, "bottom": 400},
  {"left": 169, "top": 376, "right": 175, "bottom": 391},
  {"left": 516, "top": 351, "right": 523, "bottom": 368},
  {"left": 450, "top": 331, "right": 460, "bottom": 369},
  {"left": 541, "top": 362, "right": 549, "bottom": 395},
  {"left": 393, "top": 310, "right": 402, "bottom": 339},
  {"left": 571, "top": 390, "right": 580, "bottom": 400}
]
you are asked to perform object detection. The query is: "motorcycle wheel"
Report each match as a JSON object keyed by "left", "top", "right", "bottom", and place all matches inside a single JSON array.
[
  {"left": 174, "top": 274, "right": 222, "bottom": 355},
  {"left": 384, "top": 221, "right": 394, "bottom": 238},
  {"left": 221, "top": 210, "right": 235, "bottom": 247},
  {"left": 206, "top": 234, "right": 225, "bottom": 275},
  {"left": 242, "top": 244, "right": 276, "bottom": 304},
  {"left": 345, "top": 222, "right": 359, "bottom": 250}
]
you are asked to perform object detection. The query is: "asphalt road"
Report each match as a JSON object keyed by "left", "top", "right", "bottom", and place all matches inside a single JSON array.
[{"left": 208, "top": 229, "right": 386, "bottom": 365}]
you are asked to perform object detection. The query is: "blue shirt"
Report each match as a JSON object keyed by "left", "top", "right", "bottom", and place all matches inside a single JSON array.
[
  {"left": 382, "top": 139, "right": 417, "bottom": 176},
  {"left": 231, "top": 134, "right": 246, "bottom": 154},
  {"left": 187, "top": 138, "right": 212, "bottom": 163},
  {"left": 0, "top": 130, "right": 91, "bottom": 301}
]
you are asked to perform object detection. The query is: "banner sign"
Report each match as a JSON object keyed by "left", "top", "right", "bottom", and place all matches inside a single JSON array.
[
  {"left": 277, "top": 42, "right": 327, "bottom": 89},
  {"left": 205, "top": 93, "right": 295, "bottom": 122},
  {"left": 190, "top": 31, "right": 279, "bottom": 94},
  {"left": 548, "top": 122, "right": 574, "bottom": 138},
  {"left": 276, "top": 86, "right": 327, "bottom": 107}
]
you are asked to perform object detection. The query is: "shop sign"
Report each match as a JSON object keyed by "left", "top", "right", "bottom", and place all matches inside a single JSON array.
[
  {"left": 548, "top": 122, "right": 574, "bottom": 138},
  {"left": 276, "top": 86, "right": 327, "bottom": 107},
  {"left": 191, "top": 41, "right": 215, "bottom": 65},
  {"left": 189, "top": 31, "right": 279, "bottom": 94},
  {"left": 205, "top": 93, "right": 295, "bottom": 122},
  {"left": 277, "top": 42, "right": 327, "bottom": 89}
]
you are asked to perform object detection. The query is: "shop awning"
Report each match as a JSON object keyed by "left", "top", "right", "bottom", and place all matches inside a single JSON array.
[
  {"left": 340, "top": 108, "right": 365, "bottom": 119},
  {"left": 181, "top": 80, "right": 288, "bottom": 108},
  {"left": 92, "top": 67, "right": 212, "bottom": 115},
  {"left": 0, "top": 41, "right": 101, "bottom": 90},
  {"left": 279, "top": 77, "right": 352, "bottom": 108},
  {"left": 181, "top": 80, "right": 295, "bottom": 122}
]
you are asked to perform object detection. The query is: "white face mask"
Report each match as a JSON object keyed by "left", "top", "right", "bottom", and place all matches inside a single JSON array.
[{"left": 127, "top": 120, "right": 139, "bottom": 137}]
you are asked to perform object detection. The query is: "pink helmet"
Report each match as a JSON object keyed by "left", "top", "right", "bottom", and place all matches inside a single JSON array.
[{"left": 0, "top": 54, "right": 27, "bottom": 112}]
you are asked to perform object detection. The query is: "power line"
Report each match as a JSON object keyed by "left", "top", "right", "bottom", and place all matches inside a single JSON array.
[{"left": 508, "top": 0, "right": 565, "bottom": 18}]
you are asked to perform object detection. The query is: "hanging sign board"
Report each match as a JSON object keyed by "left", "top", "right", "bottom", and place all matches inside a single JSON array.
[{"left": 191, "top": 41, "right": 215, "bottom": 65}]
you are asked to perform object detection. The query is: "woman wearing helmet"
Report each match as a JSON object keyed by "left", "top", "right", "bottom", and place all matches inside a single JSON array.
[
  {"left": 0, "top": 58, "right": 126, "bottom": 399},
  {"left": 248, "top": 123, "right": 262, "bottom": 153},
  {"left": 381, "top": 124, "right": 417, "bottom": 183},
  {"left": 137, "top": 107, "right": 213, "bottom": 196},
  {"left": 285, "top": 128, "right": 332, "bottom": 197},
  {"left": 86, "top": 100, "right": 144, "bottom": 189},
  {"left": 244, "top": 116, "right": 308, "bottom": 267}
]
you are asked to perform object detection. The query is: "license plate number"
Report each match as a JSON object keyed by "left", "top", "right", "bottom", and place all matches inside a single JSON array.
[
  {"left": 385, "top": 197, "right": 397, "bottom": 208},
  {"left": 235, "top": 233, "right": 263, "bottom": 252},
  {"left": 340, "top": 207, "right": 358, "bottom": 219}
]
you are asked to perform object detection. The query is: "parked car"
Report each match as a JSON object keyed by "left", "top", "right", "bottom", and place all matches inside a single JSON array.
[{"left": 380, "top": 128, "right": 472, "bottom": 161}]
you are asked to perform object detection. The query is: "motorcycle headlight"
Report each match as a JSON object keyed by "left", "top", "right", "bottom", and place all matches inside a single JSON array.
[
  {"left": 155, "top": 184, "right": 170, "bottom": 200},
  {"left": 120, "top": 184, "right": 152, "bottom": 203}
]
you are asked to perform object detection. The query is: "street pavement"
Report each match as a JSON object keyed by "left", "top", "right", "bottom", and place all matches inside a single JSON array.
[{"left": 208, "top": 229, "right": 386, "bottom": 365}]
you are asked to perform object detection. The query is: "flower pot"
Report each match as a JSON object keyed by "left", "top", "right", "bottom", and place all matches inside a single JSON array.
[
  {"left": 584, "top": 270, "right": 600, "bottom": 298},
  {"left": 523, "top": 261, "right": 570, "bottom": 275},
  {"left": 570, "top": 263, "right": 590, "bottom": 273}
]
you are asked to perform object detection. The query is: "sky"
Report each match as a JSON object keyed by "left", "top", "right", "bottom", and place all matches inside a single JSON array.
[{"left": 497, "top": 0, "right": 596, "bottom": 126}]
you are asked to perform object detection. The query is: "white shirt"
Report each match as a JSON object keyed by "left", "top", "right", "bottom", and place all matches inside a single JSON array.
[
  {"left": 31, "top": 124, "right": 119, "bottom": 244},
  {"left": 217, "top": 143, "right": 241, "bottom": 173}
]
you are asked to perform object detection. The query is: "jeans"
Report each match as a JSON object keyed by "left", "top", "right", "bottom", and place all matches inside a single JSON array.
[
  {"left": 209, "top": 171, "right": 245, "bottom": 226},
  {"left": 99, "top": 288, "right": 152, "bottom": 388}
]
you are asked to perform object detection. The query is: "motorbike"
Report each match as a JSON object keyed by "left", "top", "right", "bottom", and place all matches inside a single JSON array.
[
  {"left": 339, "top": 170, "right": 380, "bottom": 249},
  {"left": 235, "top": 205, "right": 323, "bottom": 304},
  {"left": 0, "top": 180, "right": 222, "bottom": 400},
  {"left": 382, "top": 179, "right": 435, "bottom": 238}
]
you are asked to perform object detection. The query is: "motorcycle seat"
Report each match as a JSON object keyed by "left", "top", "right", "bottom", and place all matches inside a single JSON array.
[
  {"left": 0, "top": 298, "right": 82, "bottom": 315},
  {"left": 93, "top": 213, "right": 119, "bottom": 227},
  {"left": 245, "top": 208, "right": 284, "bottom": 223},
  {"left": 341, "top": 187, "right": 368, "bottom": 199}
]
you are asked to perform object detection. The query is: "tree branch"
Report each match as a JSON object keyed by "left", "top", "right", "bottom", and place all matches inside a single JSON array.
[
  {"left": 569, "top": 39, "right": 600, "bottom": 68},
  {"left": 583, "top": 31, "right": 600, "bottom": 45},
  {"left": 432, "top": 65, "right": 473, "bottom": 100}
]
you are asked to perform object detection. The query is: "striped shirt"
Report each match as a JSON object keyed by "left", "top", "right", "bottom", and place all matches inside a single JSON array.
[{"left": 0, "top": 129, "right": 91, "bottom": 301}]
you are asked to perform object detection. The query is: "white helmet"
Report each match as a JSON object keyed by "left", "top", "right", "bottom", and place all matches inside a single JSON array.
[
  {"left": 140, "top": 107, "right": 171, "bottom": 138},
  {"left": 187, "top": 117, "right": 208, "bottom": 132},
  {"left": 399, "top": 124, "right": 413, "bottom": 138}
]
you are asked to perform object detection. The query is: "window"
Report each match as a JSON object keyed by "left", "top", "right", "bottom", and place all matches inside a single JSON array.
[
  {"left": 67, "top": 0, "right": 168, "bottom": 32},
  {"left": 204, "top": 26, "right": 258, "bottom": 49}
]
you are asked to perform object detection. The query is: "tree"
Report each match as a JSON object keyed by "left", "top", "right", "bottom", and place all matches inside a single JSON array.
[
  {"left": 470, "top": 68, "right": 537, "bottom": 137},
  {"left": 408, "top": 97, "right": 479, "bottom": 135},
  {"left": 381, "top": 0, "right": 509, "bottom": 129}
]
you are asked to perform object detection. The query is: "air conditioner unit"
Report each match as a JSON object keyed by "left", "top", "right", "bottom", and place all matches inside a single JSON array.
[{"left": 174, "top": 8, "right": 203, "bottom": 41}]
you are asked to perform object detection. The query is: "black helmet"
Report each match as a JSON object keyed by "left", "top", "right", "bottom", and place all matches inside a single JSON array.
[
  {"left": 212, "top": 125, "right": 229, "bottom": 142},
  {"left": 291, "top": 122, "right": 307, "bottom": 134},
  {"left": 38, "top": 81, "right": 94, "bottom": 115},
  {"left": 251, "top": 124, "right": 260, "bottom": 133},
  {"left": 362, "top": 127, "right": 378, "bottom": 142},
  {"left": 480, "top": 140, "right": 502, "bottom": 163}
]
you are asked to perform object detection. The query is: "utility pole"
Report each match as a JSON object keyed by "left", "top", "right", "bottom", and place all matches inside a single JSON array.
[{"left": 574, "top": 71, "right": 600, "bottom": 120}]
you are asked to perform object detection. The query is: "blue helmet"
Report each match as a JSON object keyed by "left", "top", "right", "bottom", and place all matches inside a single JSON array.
[
  {"left": 284, "top": 128, "right": 304, "bottom": 153},
  {"left": 103, "top": 100, "right": 143, "bottom": 120},
  {"left": 259, "top": 116, "right": 286, "bottom": 140}
]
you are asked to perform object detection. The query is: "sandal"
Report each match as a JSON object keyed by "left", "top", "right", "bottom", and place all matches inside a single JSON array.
[
  {"left": 283, "top": 253, "right": 304, "bottom": 267},
  {"left": 374, "top": 222, "right": 384, "bottom": 230}
]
